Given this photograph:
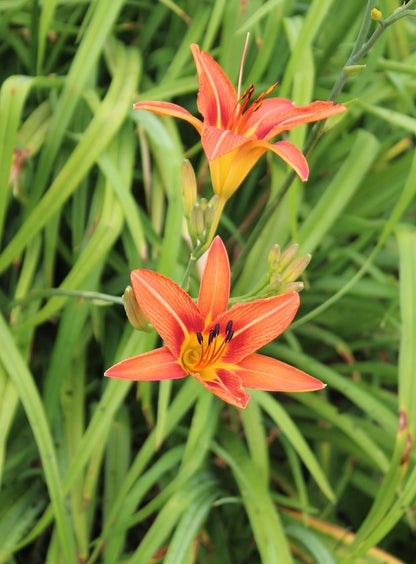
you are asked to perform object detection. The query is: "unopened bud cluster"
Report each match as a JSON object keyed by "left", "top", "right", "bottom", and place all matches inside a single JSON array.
[
  {"left": 181, "top": 159, "right": 220, "bottom": 245},
  {"left": 266, "top": 243, "right": 311, "bottom": 295}
]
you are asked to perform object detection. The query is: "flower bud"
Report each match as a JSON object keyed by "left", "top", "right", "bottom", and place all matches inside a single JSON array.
[
  {"left": 181, "top": 159, "right": 197, "bottom": 216},
  {"left": 268, "top": 244, "right": 281, "bottom": 270},
  {"left": 284, "top": 281, "right": 305, "bottom": 293},
  {"left": 204, "top": 195, "right": 220, "bottom": 229},
  {"left": 279, "top": 244, "right": 299, "bottom": 270},
  {"left": 122, "top": 286, "right": 150, "bottom": 331},
  {"left": 266, "top": 243, "right": 311, "bottom": 295},
  {"left": 371, "top": 8, "right": 382, "bottom": 22},
  {"left": 282, "top": 253, "right": 311, "bottom": 283},
  {"left": 344, "top": 64, "right": 366, "bottom": 77},
  {"left": 189, "top": 203, "right": 205, "bottom": 239},
  {"left": 204, "top": 203, "right": 216, "bottom": 228}
]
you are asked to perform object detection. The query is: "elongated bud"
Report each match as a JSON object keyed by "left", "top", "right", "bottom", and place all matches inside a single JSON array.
[
  {"left": 204, "top": 195, "right": 220, "bottom": 229},
  {"left": 204, "top": 203, "right": 216, "bottom": 228},
  {"left": 283, "top": 281, "right": 305, "bottom": 293},
  {"left": 189, "top": 203, "right": 205, "bottom": 239},
  {"left": 122, "top": 286, "right": 150, "bottom": 331},
  {"left": 181, "top": 159, "right": 197, "bottom": 216},
  {"left": 283, "top": 253, "right": 311, "bottom": 282},
  {"left": 279, "top": 244, "right": 299, "bottom": 270},
  {"left": 268, "top": 244, "right": 281, "bottom": 270},
  {"left": 344, "top": 64, "right": 366, "bottom": 77}
]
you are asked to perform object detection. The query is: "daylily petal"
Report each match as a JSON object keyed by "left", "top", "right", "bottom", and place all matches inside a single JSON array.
[
  {"left": 190, "top": 43, "right": 237, "bottom": 129},
  {"left": 133, "top": 100, "right": 203, "bottom": 133},
  {"left": 243, "top": 97, "right": 296, "bottom": 138},
  {"left": 219, "top": 292, "right": 300, "bottom": 363},
  {"left": 131, "top": 269, "right": 203, "bottom": 356},
  {"left": 204, "top": 127, "right": 309, "bottom": 195},
  {"left": 267, "top": 140, "right": 309, "bottom": 181},
  {"left": 105, "top": 347, "right": 186, "bottom": 381},
  {"left": 197, "top": 236, "right": 230, "bottom": 325},
  {"left": 237, "top": 353, "right": 325, "bottom": 391},
  {"left": 192, "top": 368, "right": 250, "bottom": 408},
  {"left": 201, "top": 125, "right": 252, "bottom": 160},
  {"left": 264, "top": 100, "right": 346, "bottom": 139},
  {"left": 208, "top": 144, "right": 267, "bottom": 199}
]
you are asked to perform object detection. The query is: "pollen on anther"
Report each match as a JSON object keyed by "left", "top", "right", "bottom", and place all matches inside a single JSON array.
[
  {"left": 225, "top": 329, "right": 234, "bottom": 343},
  {"left": 196, "top": 332, "right": 204, "bottom": 345},
  {"left": 208, "top": 330, "right": 216, "bottom": 345}
]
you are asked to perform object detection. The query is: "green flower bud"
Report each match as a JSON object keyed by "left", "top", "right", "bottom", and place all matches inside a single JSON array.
[
  {"left": 189, "top": 203, "right": 205, "bottom": 239},
  {"left": 344, "top": 64, "right": 366, "bottom": 77},
  {"left": 370, "top": 8, "right": 382, "bottom": 22},
  {"left": 282, "top": 253, "right": 311, "bottom": 283},
  {"left": 181, "top": 159, "right": 197, "bottom": 216},
  {"left": 122, "top": 286, "right": 151, "bottom": 331},
  {"left": 268, "top": 244, "right": 281, "bottom": 270},
  {"left": 266, "top": 243, "right": 311, "bottom": 295},
  {"left": 279, "top": 243, "right": 299, "bottom": 270},
  {"left": 204, "top": 195, "right": 220, "bottom": 229}
]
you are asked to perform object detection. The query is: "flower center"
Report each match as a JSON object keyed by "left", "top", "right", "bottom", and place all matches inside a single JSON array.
[
  {"left": 229, "top": 82, "right": 278, "bottom": 135},
  {"left": 180, "top": 320, "right": 234, "bottom": 379}
]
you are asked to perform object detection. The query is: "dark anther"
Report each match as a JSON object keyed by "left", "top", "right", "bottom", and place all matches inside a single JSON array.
[
  {"left": 225, "top": 320, "right": 233, "bottom": 334},
  {"left": 214, "top": 323, "right": 220, "bottom": 336},
  {"left": 225, "top": 329, "right": 234, "bottom": 343},
  {"left": 208, "top": 330, "right": 216, "bottom": 345},
  {"left": 196, "top": 332, "right": 203, "bottom": 345}
]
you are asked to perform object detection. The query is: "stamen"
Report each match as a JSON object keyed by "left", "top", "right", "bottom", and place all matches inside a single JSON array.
[
  {"left": 252, "top": 82, "right": 278, "bottom": 112},
  {"left": 193, "top": 321, "right": 235, "bottom": 370},
  {"left": 239, "top": 84, "right": 255, "bottom": 113},
  {"left": 225, "top": 329, "right": 234, "bottom": 343},
  {"left": 208, "top": 330, "right": 216, "bottom": 345}
]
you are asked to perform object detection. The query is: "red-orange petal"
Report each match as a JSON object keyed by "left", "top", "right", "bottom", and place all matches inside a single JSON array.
[
  {"left": 243, "top": 97, "right": 295, "bottom": 138},
  {"left": 203, "top": 127, "right": 309, "bottom": 182},
  {"left": 130, "top": 270, "right": 203, "bottom": 357},
  {"left": 133, "top": 100, "right": 203, "bottom": 133},
  {"left": 105, "top": 347, "right": 186, "bottom": 381},
  {"left": 268, "top": 140, "right": 309, "bottom": 181},
  {"left": 219, "top": 292, "right": 300, "bottom": 363},
  {"left": 237, "top": 353, "right": 325, "bottom": 391},
  {"left": 201, "top": 125, "right": 252, "bottom": 160},
  {"left": 264, "top": 100, "right": 346, "bottom": 139},
  {"left": 192, "top": 369, "right": 250, "bottom": 408},
  {"left": 190, "top": 44, "right": 237, "bottom": 129},
  {"left": 197, "top": 237, "right": 230, "bottom": 325}
]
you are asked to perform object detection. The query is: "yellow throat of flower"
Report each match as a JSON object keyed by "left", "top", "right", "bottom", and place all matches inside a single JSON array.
[{"left": 179, "top": 320, "right": 234, "bottom": 380}]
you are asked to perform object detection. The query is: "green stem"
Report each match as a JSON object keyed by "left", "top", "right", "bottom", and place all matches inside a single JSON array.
[
  {"left": 6, "top": 289, "right": 123, "bottom": 312},
  {"left": 181, "top": 253, "right": 199, "bottom": 290}
]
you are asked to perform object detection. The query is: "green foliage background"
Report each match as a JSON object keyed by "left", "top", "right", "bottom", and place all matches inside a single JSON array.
[{"left": 0, "top": 0, "right": 415, "bottom": 562}]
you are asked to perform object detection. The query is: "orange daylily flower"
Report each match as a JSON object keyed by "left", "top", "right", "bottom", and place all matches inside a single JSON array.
[
  {"left": 105, "top": 237, "right": 324, "bottom": 408},
  {"left": 134, "top": 44, "right": 346, "bottom": 200}
]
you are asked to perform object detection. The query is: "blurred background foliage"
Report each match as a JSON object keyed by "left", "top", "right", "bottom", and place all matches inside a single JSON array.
[{"left": 0, "top": 0, "right": 415, "bottom": 562}]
